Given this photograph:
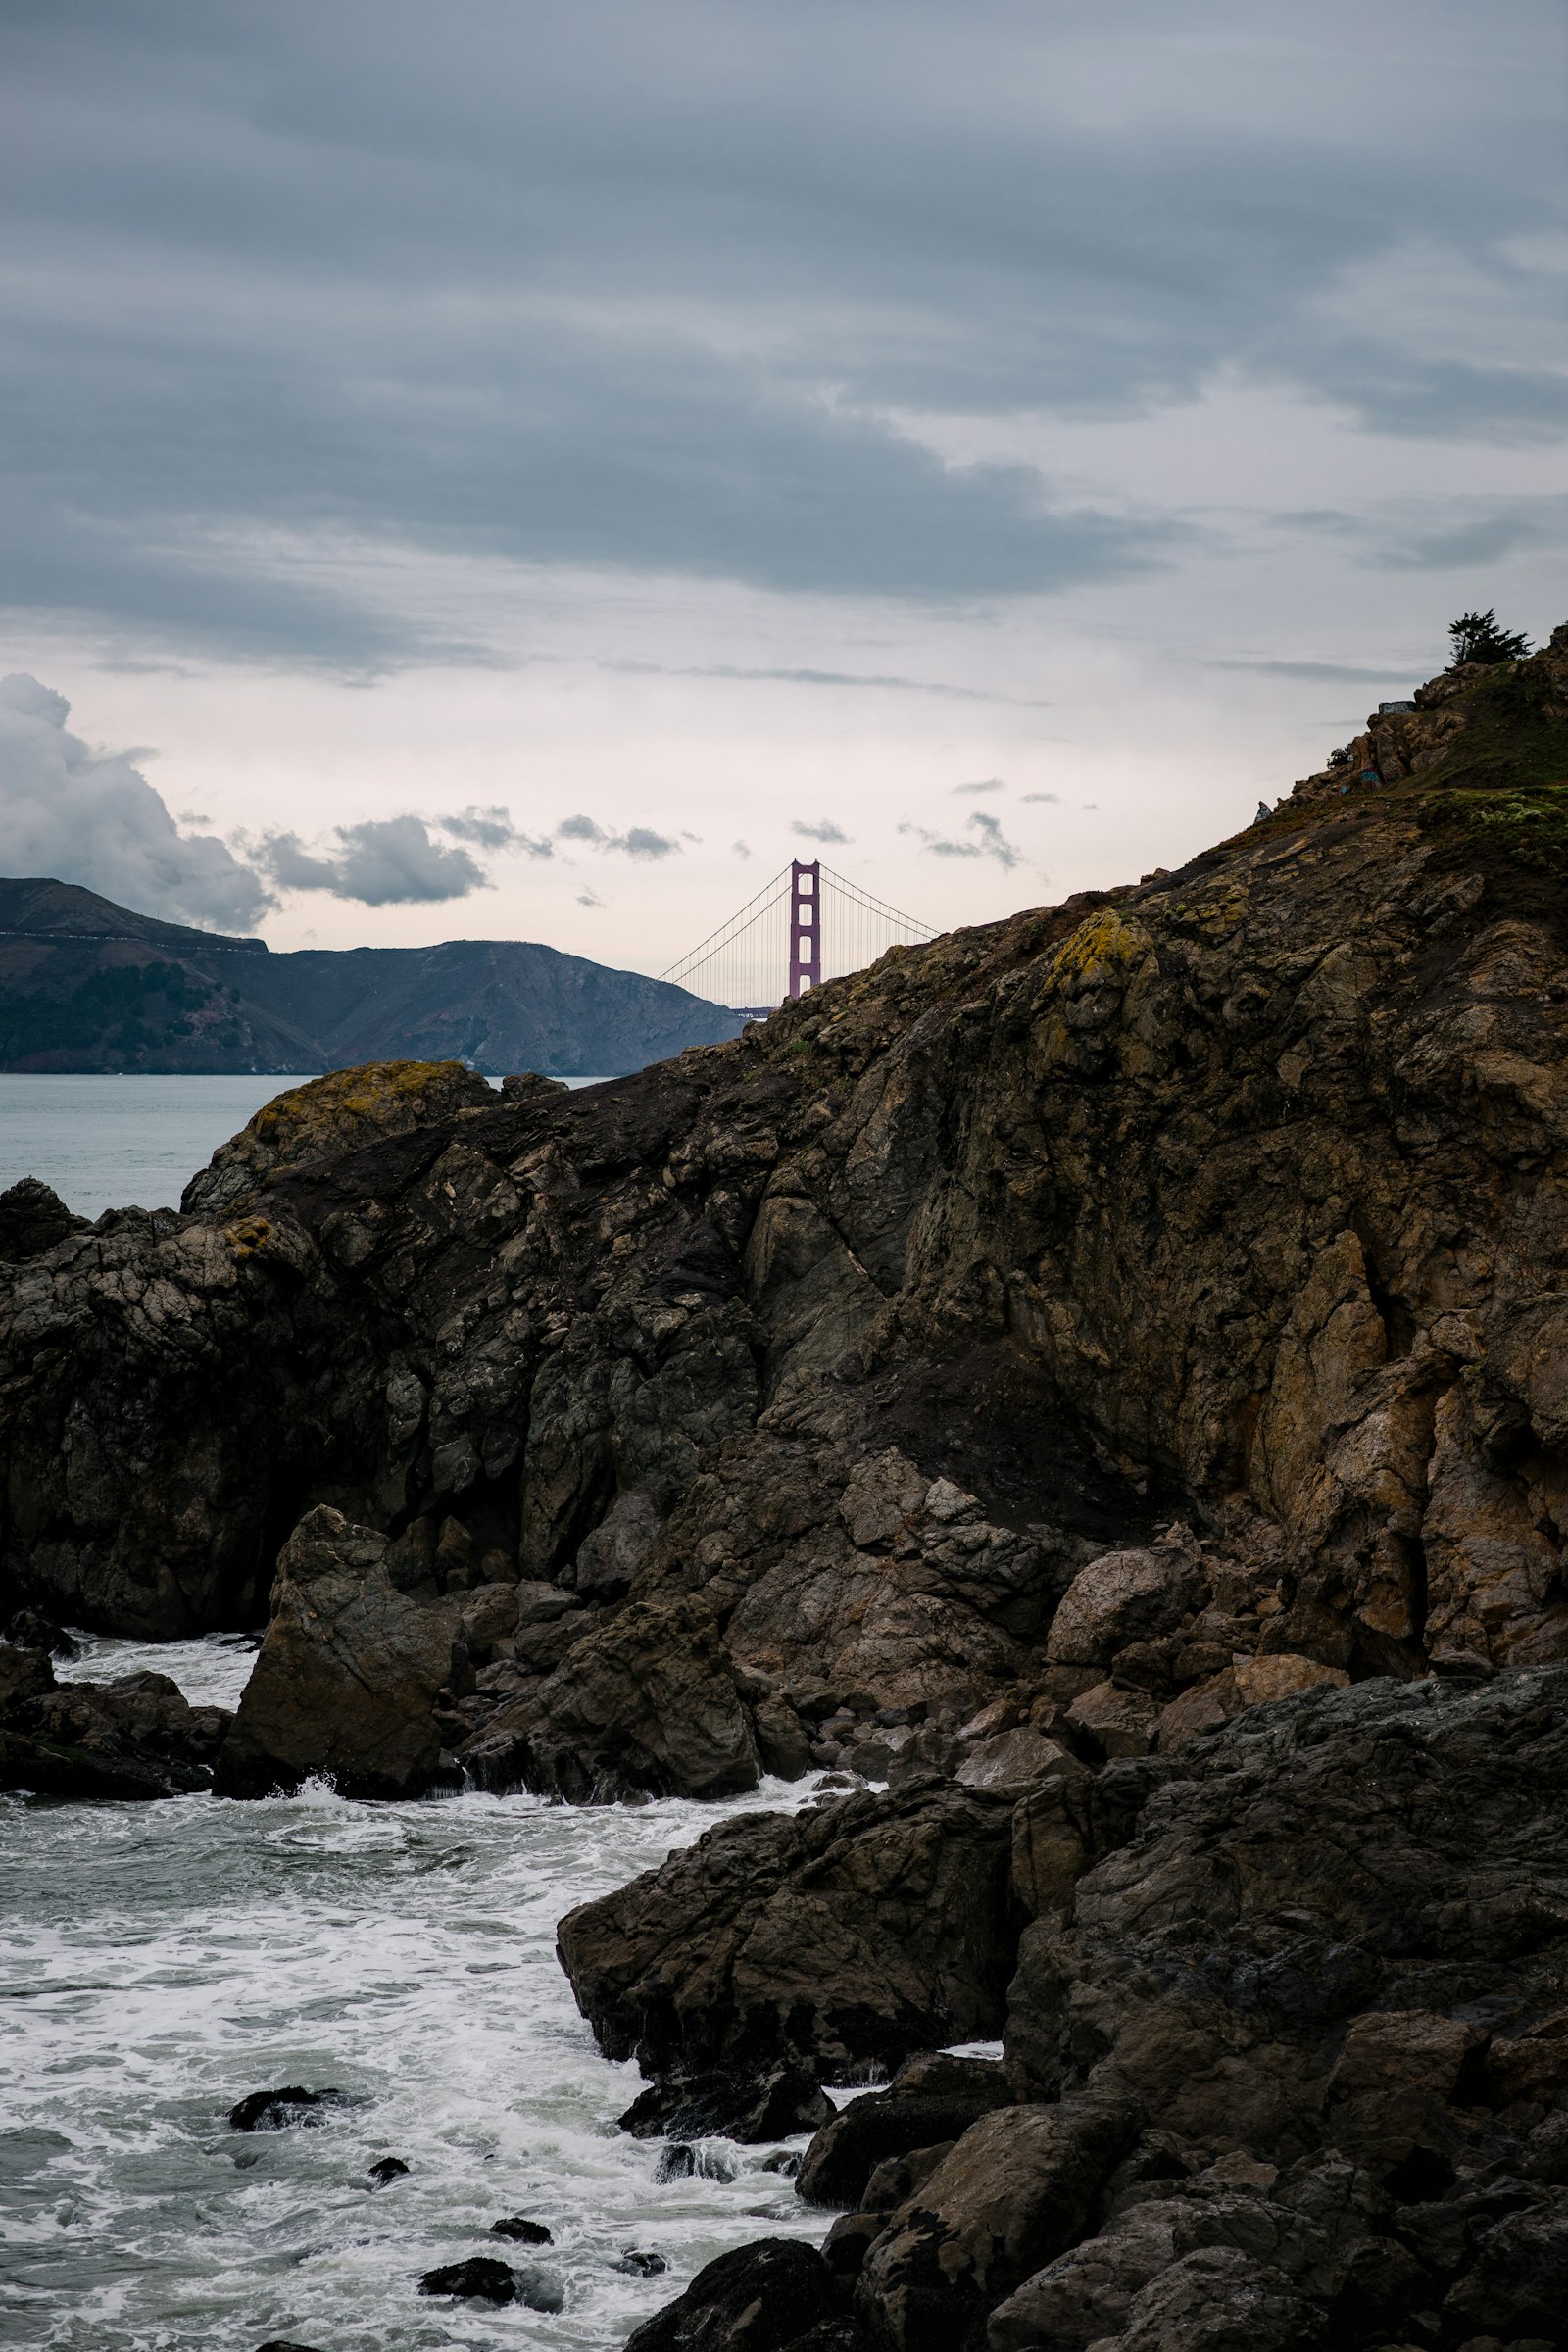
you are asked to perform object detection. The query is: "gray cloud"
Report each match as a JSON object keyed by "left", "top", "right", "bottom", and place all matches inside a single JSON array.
[
  {"left": 0, "top": 672, "right": 268, "bottom": 931},
  {"left": 261, "top": 815, "right": 488, "bottom": 905},
  {"left": 557, "top": 814, "right": 681, "bottom": 859},
  {"left": 1020, "top": 791, "right": 1060, "bottom": 803},
  {"left": 1, "top": 2, "right": 1555, "bottom": 665},
  {"left": 439, "top": 804, "right": 554, "bottom": 856},
  {"left": 1211, "top": 658, "right": 1406, "bottom": 682},
  {"left": 792, "top": 819, "right": 851, "bottom": 844},
  {"left": 900, "top": 810, "right": 1022, "bottom": 869},
  {"left": 732, "top": 840, "right": 753, "bottom": 858},
  {"left": 952, "top": 778, "right": 1004, "bottom": 796}
]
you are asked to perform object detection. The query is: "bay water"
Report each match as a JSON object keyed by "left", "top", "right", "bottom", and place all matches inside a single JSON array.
[{"left": 0, "top": 1081, "right": 832, "bottom": 2350}]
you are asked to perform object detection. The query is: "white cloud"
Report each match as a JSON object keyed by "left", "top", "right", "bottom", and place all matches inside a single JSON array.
[
  {"left": 792, "top": 818, "right": 851, "bottom": 843},
  {"left": 0, "top": 672, "right": 269, "bottom": 932}
]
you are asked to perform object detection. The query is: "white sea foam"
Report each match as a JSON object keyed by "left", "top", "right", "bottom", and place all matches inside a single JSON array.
[{"left": 1, "top": 1637, "right": 825, "bottom": 2350}]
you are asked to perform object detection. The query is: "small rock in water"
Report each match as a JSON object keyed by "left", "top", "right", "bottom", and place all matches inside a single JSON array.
[
  {"left": 367, "top": 2155, "right": 409, "bottom": 2186},
  {"left": 228, "top": 2086, "right": 344, "bottom": 2132},
  {"left": 657, "top": 2141, "right": 697, "bottom": 2180},
  {"left": 760, "top": 2149, "right": 802, "bottom": 2177},
  {"left": 616, "top": 2248, "right": 668, "bottom": 2277},
  {"left": 256, "top": 2341, "right": 327, "bottom": 2351},
  {"left": 418, "top": 2256, "right": 516, "bottom": 2303},
  {"left": 490, "top": 2215, "right": 552, "bottom": 2243}
]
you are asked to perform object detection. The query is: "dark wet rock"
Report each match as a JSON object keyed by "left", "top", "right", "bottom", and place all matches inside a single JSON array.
[
  {"left": 616, "top": 2247, "right": 669, "bottom": 2277},
  {"left": 255, "top": 2340, "right": 327, "bottom": 2351},
  {"left": 490, "top": 2213, "right": 552, "bottom": 2242},
  {"left": 367, "top": 2155, "right": 409, "bottom": 2185},
  {"left": 625, "top": 2239, "right": 847, "bottom": 2350},
  {"left": 658, "top": 2142, "right": 698, "bottom": 2180},
  {"left": 798, "top": 2056, "right": 1014, "bottom": 2209},
  {"left": 417, "top": 2255, "right": 518, "bottom": 2303},
  {"left": 0, "top": 1656, "right": 232, "bottom": 1799},
  {"left": 760, "top": 2150, "right": 803, "bottom": 2178},
  {"left": 620, "top": 2059, "right": 835, "bottom": 2146},
  {"left": 228, "top": 2086, "right": 344, "bottom": 2132},
  {"left": 560, "top": 1782, "right": 1016, "bottom": 2119},
  {"left": 213, "top": 1507, "right": 466, "bottom": 1798},
  {"left": 458, "top": 1592, "right": 760, "bottom": 1802},
  {"left": 3, "top": 1609, "right": 77, "bottom": 1658},
  {"left": 0, "top": 1177, "right": 86, "bottom": 1262}
]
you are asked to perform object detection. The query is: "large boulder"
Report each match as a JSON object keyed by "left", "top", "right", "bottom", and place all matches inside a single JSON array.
[
  {"left": 214, "top": 1506, "right": 463, "bottom": 1797},
  {"left": 558, "top": 1780, "right": 1017, "bottom": 2130},
  {"left": 1045, "top": 1540, "right": 1206, "bottom": 1668},
  {"left": 853, "top": 2097, "right": 1140, "bottom": 2351},
  {"left": 458, "top": 1592, "right": 760, "bottom": 1801}
]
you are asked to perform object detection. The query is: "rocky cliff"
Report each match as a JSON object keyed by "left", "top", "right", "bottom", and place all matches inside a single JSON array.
[{"left": 3, "top": 630, "right": 1568, "bottom": 2344}]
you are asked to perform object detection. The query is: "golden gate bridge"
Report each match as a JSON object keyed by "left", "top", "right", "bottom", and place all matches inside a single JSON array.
[{"left": 660, "top": 859, "right": 937, "bottom": 1018}]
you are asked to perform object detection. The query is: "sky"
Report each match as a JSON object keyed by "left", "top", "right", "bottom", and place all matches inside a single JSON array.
[{"left": 1, "top": 0, "right": 1564, "bottom": 983}]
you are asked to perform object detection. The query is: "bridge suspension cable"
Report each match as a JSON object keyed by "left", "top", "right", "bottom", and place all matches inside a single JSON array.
[{"left": 660, "top": 859, "right": 937, "bottom": 1013}]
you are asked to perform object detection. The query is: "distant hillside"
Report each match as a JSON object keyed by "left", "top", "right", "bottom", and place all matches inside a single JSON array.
[{"left": 0, "top": 878, "right": 742, "bottom": 1074}]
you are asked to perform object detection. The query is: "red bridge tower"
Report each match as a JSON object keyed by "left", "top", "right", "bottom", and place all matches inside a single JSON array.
[{"left": 789, "top": 859, "right": 820, "bottom": 999}]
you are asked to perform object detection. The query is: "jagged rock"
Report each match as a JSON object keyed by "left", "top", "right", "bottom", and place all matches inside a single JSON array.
[
  {"left": 1002, "top": 1666, "right": 1568, "bottom": 2238},
  {"left": 490, "top": 2214, "right": 551, "bottom": 2242},
  {"left": 457, "top": 1592, "right": 760, "bottom": 1800},
  {"left": 0, "top": 1653, "right": 232, "bottom": 1798},
  {"left": 367, "top": 2155, "right": 409, "bottom": 2185},
  {"left": 214, "top": 1506, "right": 464, "bottom": 1798},
  {"left": 0, "top": 1177, "right": 85, "bottom": 1262},
  {"left": 559, "top": 1781, "right": 1017, "bottom": 2116},
  {"left": 182, "top": 1060, "right": 496, "bottom": 1218},
  {"left": 853, "top": 2096, "right": 1141, "bottom": 2349},
  {"left": 625, "top": 2240, "right": 851, "bottom": 2352}
]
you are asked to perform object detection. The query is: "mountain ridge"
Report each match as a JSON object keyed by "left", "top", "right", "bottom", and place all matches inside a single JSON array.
[{"left": 0, "top": 876, "right": 741, "bottom": 1075}]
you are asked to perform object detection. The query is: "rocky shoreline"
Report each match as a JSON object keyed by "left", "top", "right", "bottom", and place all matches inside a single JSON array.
[{"left": 4, "top": 632, "right": 1568, "bottom": 2346}]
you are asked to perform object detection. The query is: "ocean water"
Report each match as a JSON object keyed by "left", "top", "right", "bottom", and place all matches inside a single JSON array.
[
  {"left": 0, "top": 1074, "right": 612, "bottom": 1221},
  {"left": 3, "top": 1638, "right": 830, "bottom": 2352},
  {"left": 0, "top": 1089, "right": 832, "bottom": 2350}
]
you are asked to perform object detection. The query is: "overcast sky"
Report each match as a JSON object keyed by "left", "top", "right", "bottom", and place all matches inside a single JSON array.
[{"left": 1, "top": 0, "right": 1564, "bottom": 974}]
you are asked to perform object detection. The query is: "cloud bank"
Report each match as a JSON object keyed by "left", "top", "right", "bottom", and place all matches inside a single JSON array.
[{"left": 1, "top": 1, "right": 1557, "bottom": 668}]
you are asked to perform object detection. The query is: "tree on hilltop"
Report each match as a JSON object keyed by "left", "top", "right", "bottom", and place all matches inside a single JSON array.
[{"left": 1448, "top": 609, "right": 1532, "bottom": 666}]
